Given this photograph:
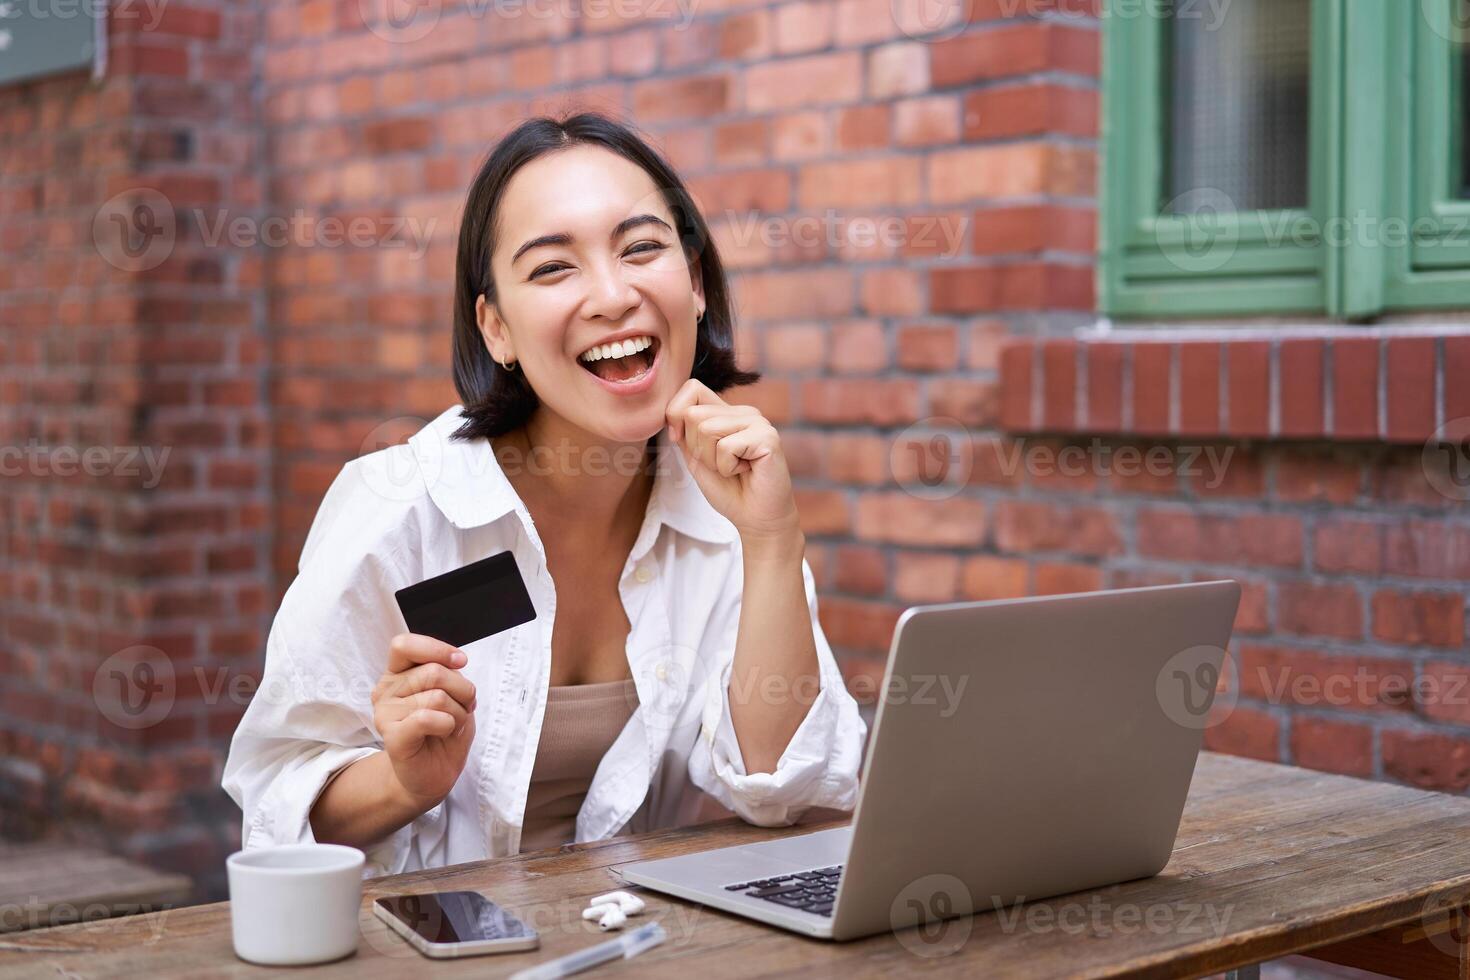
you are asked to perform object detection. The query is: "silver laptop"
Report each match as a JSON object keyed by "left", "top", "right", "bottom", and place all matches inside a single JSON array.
[{"left": 612, "top": 580, "right": 1241, "bottom": 941}]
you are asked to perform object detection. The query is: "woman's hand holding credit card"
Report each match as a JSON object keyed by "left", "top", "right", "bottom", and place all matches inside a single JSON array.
[
  {"left": 371, "top": 633, "right": 479, "bottom": 810},
  {"left": 372, "top": 551, "right": 539, "bottom": 808}
]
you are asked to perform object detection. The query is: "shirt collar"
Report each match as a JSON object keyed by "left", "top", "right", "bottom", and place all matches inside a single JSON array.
[{"left": 407, "top": 405, "right": 737, "bottom": 545}]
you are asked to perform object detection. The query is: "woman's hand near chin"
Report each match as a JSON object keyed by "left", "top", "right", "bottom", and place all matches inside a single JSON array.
[
  {"left": 663, "top": 378, "right": 802, "bottom": 557},
  {"left": 665, "top": 377, "right": 819, "bottom": 776}
]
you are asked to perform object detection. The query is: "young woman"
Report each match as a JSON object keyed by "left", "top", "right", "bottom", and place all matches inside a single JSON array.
[{"left": 222, "top": 112, "right": 866, "bottom": 875}]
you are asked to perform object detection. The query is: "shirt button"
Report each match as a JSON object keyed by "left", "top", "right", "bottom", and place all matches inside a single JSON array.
[
  {"left": 655, "top": 664, "right": 668, "bottom": 681},
  {"left": 634, "top": 564, "right": 652, "bottom": 584}
]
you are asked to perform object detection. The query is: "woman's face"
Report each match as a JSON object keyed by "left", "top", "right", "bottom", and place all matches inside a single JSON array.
[{"left": 480, "top": 144, "right": 704, "bottom": 445}]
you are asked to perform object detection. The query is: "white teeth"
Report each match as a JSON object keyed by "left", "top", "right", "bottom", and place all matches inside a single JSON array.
[{"left": 579, "top": 336, "right": 653, "bottom": 363}]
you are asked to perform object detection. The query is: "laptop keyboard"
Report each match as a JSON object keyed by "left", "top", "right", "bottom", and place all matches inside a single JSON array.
[{"left": 723, "top": 865, "right": 843, "bottom": 917}]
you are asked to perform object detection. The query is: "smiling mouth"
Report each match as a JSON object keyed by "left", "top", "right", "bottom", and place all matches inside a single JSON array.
[{"left": 577, "top": 335, "right": 659, "bottom": 384}]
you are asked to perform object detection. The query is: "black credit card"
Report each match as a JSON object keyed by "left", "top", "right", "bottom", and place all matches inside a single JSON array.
[{"left": 393, "top": 550, "right": 537, "bottom": 649}]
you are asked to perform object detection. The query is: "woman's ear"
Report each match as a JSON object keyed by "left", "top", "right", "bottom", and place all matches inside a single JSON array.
[
  {"left": 475, "top": 293, "right": 515, "bottom": 364},
  {"left": 687, "top": 253, "right": 705, "bottom": 321}
]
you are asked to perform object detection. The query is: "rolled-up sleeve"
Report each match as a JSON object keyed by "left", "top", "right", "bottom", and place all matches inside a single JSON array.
[
  {"left": 220, "top": 456, "right": 447, "bottom": 877},
  {"left": 688, "top": 555, "right": 867, "bottom": 826}
]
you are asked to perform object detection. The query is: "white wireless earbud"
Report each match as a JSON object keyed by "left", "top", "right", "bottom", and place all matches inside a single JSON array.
[
  {"left": 589, "top": 890, "right": 645, "bottom": 915},
  {"left": 581, "top": 889, "right": 646, "bottom": 931},
  {"left": 596, "top": 905, "right": 627, "bottom": 931}
]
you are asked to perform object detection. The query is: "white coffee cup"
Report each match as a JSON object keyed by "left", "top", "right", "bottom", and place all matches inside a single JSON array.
[{"left": 226, "top": 843, "right": 365, "bottom": 966}]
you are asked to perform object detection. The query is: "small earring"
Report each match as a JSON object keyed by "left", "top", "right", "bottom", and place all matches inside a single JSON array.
[{"left": 497, "top": 353, "right": 518, "bottom": 372}]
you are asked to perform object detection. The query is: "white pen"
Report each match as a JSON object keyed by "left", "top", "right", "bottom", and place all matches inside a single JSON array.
[{"left": 508, "top": 921, "right": 666, "bottom": 980}]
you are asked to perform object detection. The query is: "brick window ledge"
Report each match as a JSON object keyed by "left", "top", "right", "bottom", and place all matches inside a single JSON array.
[{"left": 998, "top": 330, "right": 1470, "bottom": 444}]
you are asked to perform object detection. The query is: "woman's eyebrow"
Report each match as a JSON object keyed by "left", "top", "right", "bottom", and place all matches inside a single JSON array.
[{"left": 510, "top": 213, "right": 672, "bottom": 266}]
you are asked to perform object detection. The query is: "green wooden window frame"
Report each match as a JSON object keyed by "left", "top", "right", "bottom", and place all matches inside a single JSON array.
[
  {"left": 1100, "top": 0, "right": 1470, "bottom": 319},
  {"left": 1384, "top": 0, "right": 1470, "bottom": 307}
]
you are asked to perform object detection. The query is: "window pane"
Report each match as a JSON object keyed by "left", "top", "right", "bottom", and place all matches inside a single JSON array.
[{"left": 1165, "top": 0, "right": 1312, "bottom": 214}]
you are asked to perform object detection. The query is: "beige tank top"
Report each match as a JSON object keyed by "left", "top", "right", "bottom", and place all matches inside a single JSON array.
[{"left": 519, "top": 677, "right": 640, "bottom": 853}]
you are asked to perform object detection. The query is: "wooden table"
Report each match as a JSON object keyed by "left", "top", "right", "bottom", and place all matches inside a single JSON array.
[
  {"left": 3, "top": 753, "right": 1469, "bottom": 978},
  {"left": 0, "top": 841, "right": 191, "bottom": 934}
]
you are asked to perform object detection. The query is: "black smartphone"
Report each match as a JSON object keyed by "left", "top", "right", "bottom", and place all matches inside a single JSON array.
[{"left": 373, "top": 890, "right": 539, "bottom": 959}]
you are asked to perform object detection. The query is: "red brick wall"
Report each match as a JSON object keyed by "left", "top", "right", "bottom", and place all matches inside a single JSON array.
[
  {"left": 259, "top": 0, "right": 1100, "bottom": 590},
  {"left": 1, "top": 2, "right": 268, "bottom": 897},
  {"left": 3, "top": 0, "right": 1468, "bottom": 903},
  {"left": 258, "top": 0, "right": 1470, "bottom": 805},
  {"left": 996, "top": 331, "right": 1470, "bottom": 786}
]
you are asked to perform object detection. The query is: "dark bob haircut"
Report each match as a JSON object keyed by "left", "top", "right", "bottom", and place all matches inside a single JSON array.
[{"left": 451, "top": 111, "right": 760, "bottom": 442}]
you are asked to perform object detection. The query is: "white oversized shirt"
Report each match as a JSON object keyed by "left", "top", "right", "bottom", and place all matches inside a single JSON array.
[{"left": 221, "top": 404, "right": 866, "bottom": 876}]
